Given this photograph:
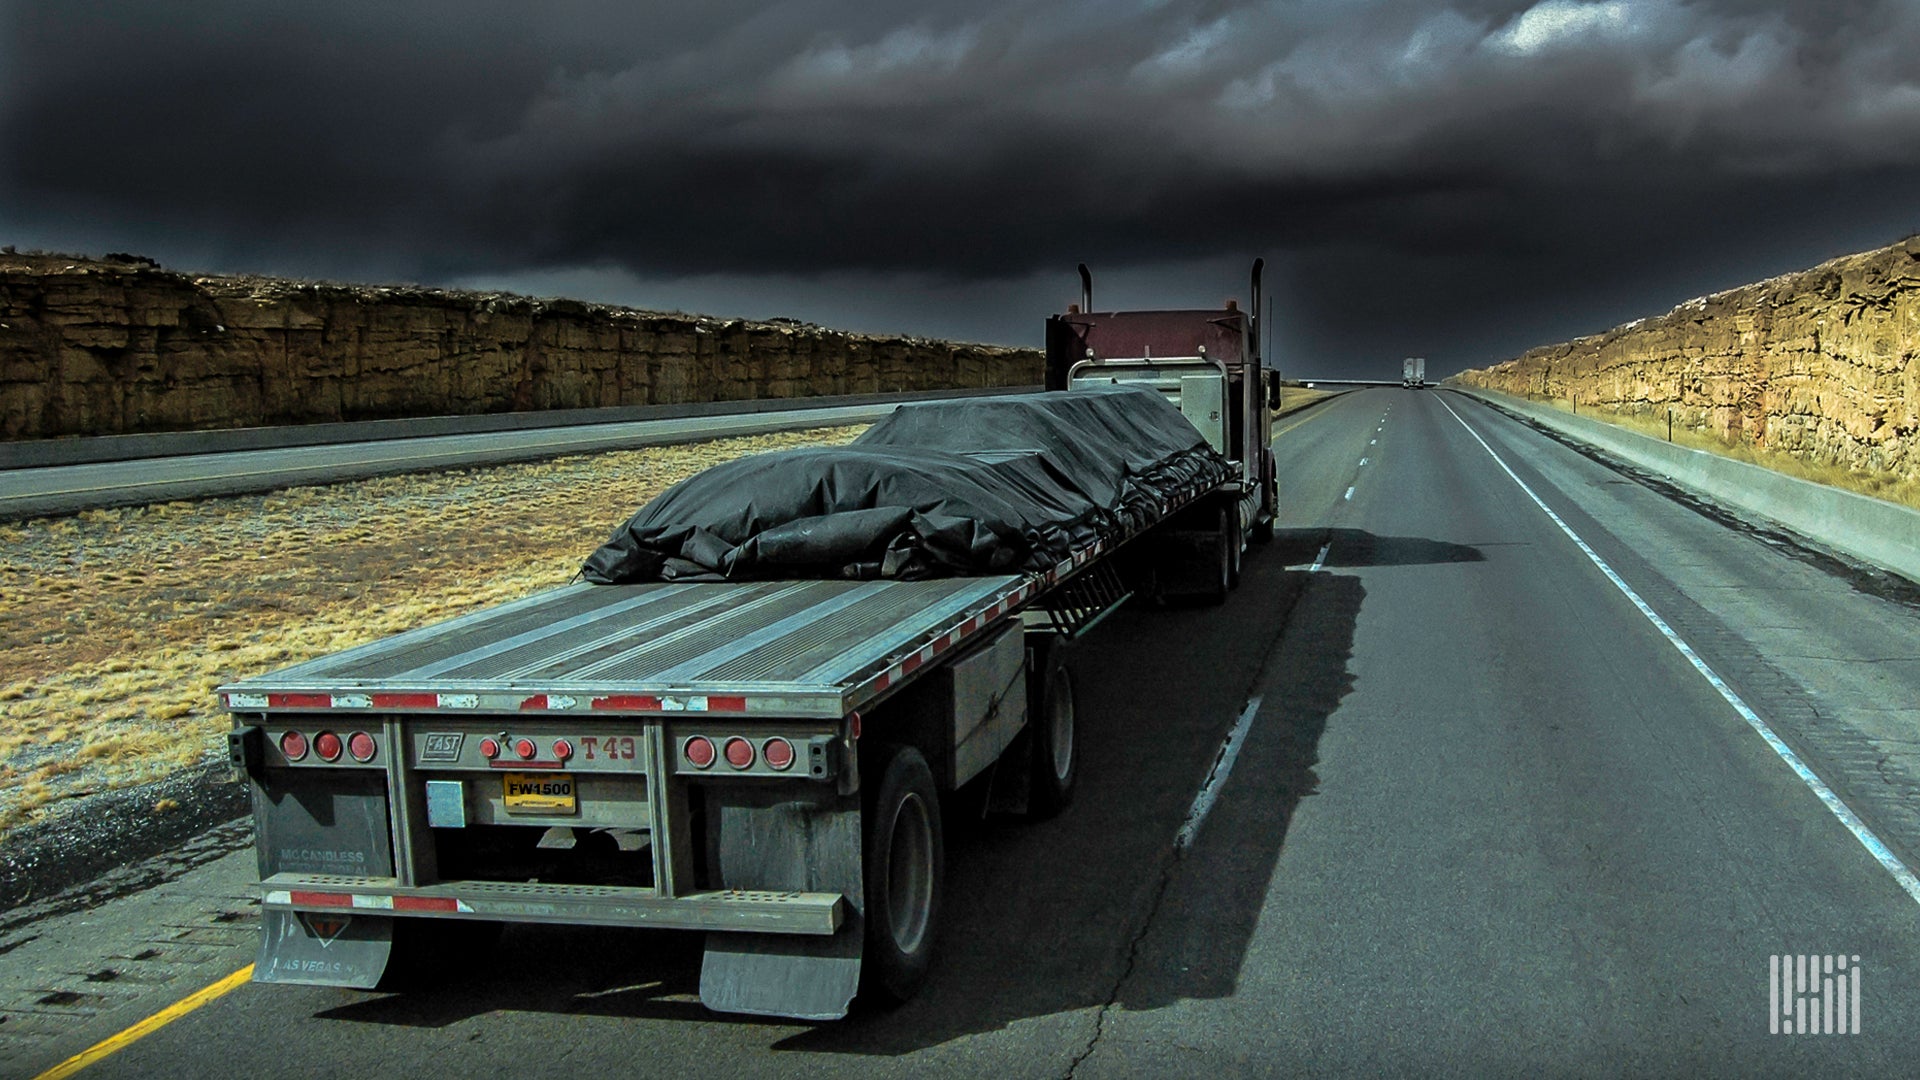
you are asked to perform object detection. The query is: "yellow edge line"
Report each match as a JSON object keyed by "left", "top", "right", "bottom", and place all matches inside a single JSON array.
[{"left": 34, "top": 964, "right": 254, "bottom": 1080}]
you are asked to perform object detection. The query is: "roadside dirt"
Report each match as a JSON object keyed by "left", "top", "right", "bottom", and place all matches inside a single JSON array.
[{"left": 0, "top": 425, "right": 865, "bottom": 837}]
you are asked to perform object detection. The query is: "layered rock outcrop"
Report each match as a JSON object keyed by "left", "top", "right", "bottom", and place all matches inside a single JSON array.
[
  {"left": 0, "top": 252, "right": 1041, "bottom": 441},
  {"left": 1455, "top": 239, "right": 1920, "bottom": 486}
]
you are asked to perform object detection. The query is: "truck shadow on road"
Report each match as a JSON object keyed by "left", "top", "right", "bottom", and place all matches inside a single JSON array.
[
  {"left": 313, "top": 551, "right": 1368, "bottom": 1058},
  {"left": 1272, "top": 526, "right": 1484, "bottom": 568},
  {"left": 777, "top": 554, "right": 1366, "bottom": 1054}
]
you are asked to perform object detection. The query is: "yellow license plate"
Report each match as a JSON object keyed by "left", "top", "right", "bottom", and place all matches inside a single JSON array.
[{"left": 502, "top": 772, "right": 576, "bottom": 814}]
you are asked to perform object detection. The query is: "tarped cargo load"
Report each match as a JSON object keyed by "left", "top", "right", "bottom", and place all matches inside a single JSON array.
[{"left": 581, "top": 386, "right": 1232, "bottom": 583}]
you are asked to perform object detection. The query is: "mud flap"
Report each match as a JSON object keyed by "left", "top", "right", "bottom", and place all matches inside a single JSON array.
[
  {"left": 253, "top": 909, "right": 393, "bottom": 989},
  {"left": 699, "top": 787, "right": 864, "bottom": 1020},
  {"left": 700, "top": 931, "right": 864, "bottom": 1021}
]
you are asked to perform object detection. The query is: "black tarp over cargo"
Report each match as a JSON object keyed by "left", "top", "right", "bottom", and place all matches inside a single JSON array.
[{"left": 581, "top": 387, "right": 1233, "bottom": 584}]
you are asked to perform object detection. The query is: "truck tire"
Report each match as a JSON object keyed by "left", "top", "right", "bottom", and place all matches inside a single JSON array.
[
  {"left": 1227, "top": 505, "right": 1243, "bottom": 590},
  {"left": 1025, "top": 638, "right": 1078, "bottom": 819},
  {"left": 1251, "top": 453, "right": 1276, "bottom": 545},
  {"left": 860, "top": 744, "right": 944, "bottom": 1007}
]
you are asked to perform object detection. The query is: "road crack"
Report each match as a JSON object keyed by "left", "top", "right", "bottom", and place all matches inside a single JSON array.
[
  {"left": 1064, "top": 567, "right": 1319, "bottom": 1079},
  {"left": 1063, "top": 835, "right": 1186, "bottom": 1079}
]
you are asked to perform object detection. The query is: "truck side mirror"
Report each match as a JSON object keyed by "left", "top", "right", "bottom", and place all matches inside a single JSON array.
[{"left": 1266, "top": 370, "right": 1282, "bottom": 411}]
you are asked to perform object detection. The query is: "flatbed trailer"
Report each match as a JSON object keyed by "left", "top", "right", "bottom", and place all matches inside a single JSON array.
[{"left": 222, "top": 466, "right": 1235, "bottom": 1019}]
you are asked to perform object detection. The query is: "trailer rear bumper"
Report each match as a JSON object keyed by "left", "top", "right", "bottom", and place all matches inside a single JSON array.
[{"left": 260, "top": 872, "right": 845, "bottom": 935}]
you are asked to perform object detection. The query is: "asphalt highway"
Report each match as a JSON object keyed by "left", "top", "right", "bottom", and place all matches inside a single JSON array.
[{"left": 7, "top": 388, "right": 1920, "bottom": 1078}]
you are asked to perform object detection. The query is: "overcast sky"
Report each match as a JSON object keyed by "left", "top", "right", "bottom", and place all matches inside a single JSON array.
[{"left": 6, "top": 1, "right": 1920, "bottom": 377}]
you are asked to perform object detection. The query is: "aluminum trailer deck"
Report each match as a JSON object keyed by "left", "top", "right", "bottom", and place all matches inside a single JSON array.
[
  {"left": 225, "top": 575, "right": 1032, "bottom": 722},
  {"left": 217, "top": 487, "right": 1192, "bottom": 724},
  {"left": 219, "top": 467, "right": 1233, "bottom": 1018}
]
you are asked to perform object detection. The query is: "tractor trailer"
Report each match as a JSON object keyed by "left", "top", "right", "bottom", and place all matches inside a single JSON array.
[{"left": 220, "top": 263, "right": 1281, "bottom": 1021}]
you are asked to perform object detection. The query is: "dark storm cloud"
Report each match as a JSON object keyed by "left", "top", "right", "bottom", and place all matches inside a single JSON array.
[{"left": 6, "top": 1, "right": 1920, "bottom": 370}]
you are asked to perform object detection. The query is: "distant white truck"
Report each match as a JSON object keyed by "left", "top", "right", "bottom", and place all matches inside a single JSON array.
[{"left": 1402, "top": 357, "right": 1426, "bottom": 389}]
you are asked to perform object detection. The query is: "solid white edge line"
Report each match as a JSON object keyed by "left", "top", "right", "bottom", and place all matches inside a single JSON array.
[
  {"left": 1176, "top": 696, "right": 1263, "bottom": 851},
  {"left": 1435, "top": 392, "right": 1920, "bottom": 907}
]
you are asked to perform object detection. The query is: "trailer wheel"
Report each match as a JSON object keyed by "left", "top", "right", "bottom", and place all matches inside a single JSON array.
[
  {"left": 860, "top": 744, "right": 944, "bottom": 1007},
  {"left": 1025, "top": 639, "right": 1078, "bottom": 819}
]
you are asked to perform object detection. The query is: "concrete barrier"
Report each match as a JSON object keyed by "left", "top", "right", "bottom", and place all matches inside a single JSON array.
[{"left": 1452, "top": 386, "right": 1920, "bottom": 585}]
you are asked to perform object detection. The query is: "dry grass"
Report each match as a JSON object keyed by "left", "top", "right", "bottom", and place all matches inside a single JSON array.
[
  {"left": 1534, "top": 399, "right": 1920, "bottom": 512},
  {"left": 0, "top": 425, "right": 866, "bottom": 834},
  {"left": 1278, "top": 387, "right": 1336, "bottom": 415}
]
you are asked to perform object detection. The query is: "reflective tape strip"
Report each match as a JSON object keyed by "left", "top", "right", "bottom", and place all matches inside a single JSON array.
[
  {"left": 268, "top": 693, "right": 331, "bottom": 709},
  {"left": 286, "top": 890, "right": 357, "bottom": 908},
  {"left": 235, "top": 689, "right": 754, "bottom": 716},
  {"left": 593, "top": 694, "right": 661, "bottom": 711},
  {"left": 519, "top": 693, "right": 580, "bottom": 710},
  {"left": 374, "top": 692, "right": 438, "bottom": 709},
  {"left": 393, "top": 896, "right": 467, "bottom": 914},
  {"left": 271, "top": 890, "right": 474, "bottom": 914}
]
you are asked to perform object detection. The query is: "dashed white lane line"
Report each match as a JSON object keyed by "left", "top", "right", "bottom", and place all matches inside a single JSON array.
[
  {"left": 1308, "top": 542, "right": 1332, "bottom": 572},
  {"left": 1370, "top": 438, "right": 1377, "bottom": 445},
  {"left": 1358, "top": 457, "right": 1369, "bottom": 466},
  {"left": 1435, "top": 393, "right": 1920, "bottom": 908},
  {"left": 1176, "top": 696, "right": 1263, "bottom": 851},
  {"left": 1343, "top": 486, "right": 1355, "bottom": 501}
]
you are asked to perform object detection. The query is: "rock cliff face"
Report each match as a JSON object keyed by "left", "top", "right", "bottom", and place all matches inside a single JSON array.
[
  {"left": 1455, "top": 239, "right": 1920, "bottom": 487},
  {"left": 0, "top": 252, "right": 1042, "bottom": 441}
]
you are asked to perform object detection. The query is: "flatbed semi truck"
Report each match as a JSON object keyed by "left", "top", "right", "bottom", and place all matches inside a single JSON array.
[
  {"left": 221, "top": 267, "right": 1280, "bottom": 1021},
  {"left": 1047, "top": 259, "right": 1281, "bottom": 567}
]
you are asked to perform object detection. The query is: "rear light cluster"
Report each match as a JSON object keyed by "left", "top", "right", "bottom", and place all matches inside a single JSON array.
[
  {"left": 477, "top": 737, "right": 572, "bottom": 762},
  {"left": 279, "top": 729, "right": 377, "bottom": 764},
  {"left": 682, "top": 734, "right": 796, "bottom": 773}
]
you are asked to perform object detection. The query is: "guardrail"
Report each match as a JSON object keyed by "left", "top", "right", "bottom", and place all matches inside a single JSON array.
[
  {"left": 1452, "top": 385, "right": 1920, "bottom": 586},
  {"left": 0, "top": 386, "right": 1040, "bottom": 470}
]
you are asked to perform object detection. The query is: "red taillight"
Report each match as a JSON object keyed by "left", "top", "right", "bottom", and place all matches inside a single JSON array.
[
  {"left": 479, "top": 737, "right": 499, "bottom": 758},
  {"left": 724, "top": 737, "right": 754, "bottom": 769},
  {"left": 314, "top": 731, "right": 343, "bottom": 762},
  {"left": 514, "top": 738, "right": 536, "bottom": 760},
  {"left": 684, "top": 736, "right": 715, "bottom": 769},
  {"left": 347, "top": 731, "right": 377, "bottom": 763},
  {"left": 552, "top": 739, "right": 573, "bottom": 761},
  {"left": 280, "top": 731, "right": 309, "bottom": 761},
  {"left": 763, "top": 737, "right": 795, "bottom": 771}
]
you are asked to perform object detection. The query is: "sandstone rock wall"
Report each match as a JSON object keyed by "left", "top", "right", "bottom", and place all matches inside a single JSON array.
[
  {"left": 0, "top": 253, "right": 1042, "bottom": 441},
  {"left": 1455, "top": 239, "right": 1920, "bottom": 485}
]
